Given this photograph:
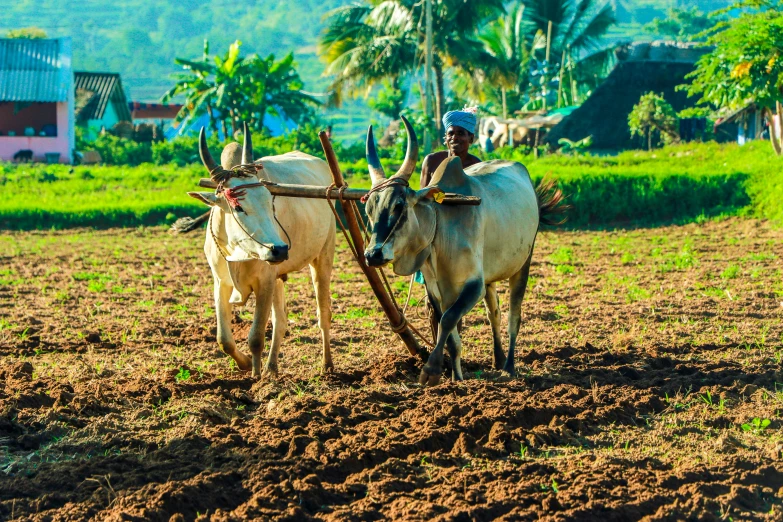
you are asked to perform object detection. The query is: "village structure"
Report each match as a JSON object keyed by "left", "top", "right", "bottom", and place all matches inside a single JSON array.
[
  {"left": 0, "top": 37, "right": 766, "bottom": 165},
  {"left": 0, "top": 37, "right": 181, "bottom": 164}
]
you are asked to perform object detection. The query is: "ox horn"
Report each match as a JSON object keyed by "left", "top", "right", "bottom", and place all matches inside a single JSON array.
[
  {"left": 366, "top": 125, "right": 386, "bottom": 186},
  {"left": 199, "top": 127, "right": 220, "bottom": 176},
  {"left": 391, "top": 115, "right": 418, "bottom": 181},
  {"left": 242, "top": 122, "right": 253, "bottom": 165}
]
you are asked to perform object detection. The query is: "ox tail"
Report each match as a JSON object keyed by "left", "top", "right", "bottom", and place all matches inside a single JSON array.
[
  {"left": 535, "top": 176, "right": 570, "bottom": 227},
  {"left": 169, "top": 211, "right": 211, "bottom": 234}
]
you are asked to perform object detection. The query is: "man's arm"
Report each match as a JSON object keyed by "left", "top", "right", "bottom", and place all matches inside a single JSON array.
[{"left": 420, "top": 155, "right": 432, "bottom": 189}]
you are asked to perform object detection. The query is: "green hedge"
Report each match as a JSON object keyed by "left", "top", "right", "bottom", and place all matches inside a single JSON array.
[{"left": 0, "top": 141, "right": 780, "bottom": 230}]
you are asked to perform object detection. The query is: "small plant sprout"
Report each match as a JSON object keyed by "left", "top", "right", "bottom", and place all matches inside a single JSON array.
[
  {"left": 741, "top": 418, "right": 771, "bottom": 435},
  {"left": 175, "top": 368, "right": 191, "bottom": 382}
]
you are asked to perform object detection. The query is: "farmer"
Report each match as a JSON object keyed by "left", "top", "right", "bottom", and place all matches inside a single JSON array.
[
  {"left": 417, "top": 107, "right": 484, "bottom": 340},
  {"left": 419, "top": 107, "right": 482, "bottom": 187}
]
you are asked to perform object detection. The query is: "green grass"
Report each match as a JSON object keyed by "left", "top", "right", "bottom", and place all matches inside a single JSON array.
[{"left": 1, "top": 140, "right": 781, "bottom": 230}]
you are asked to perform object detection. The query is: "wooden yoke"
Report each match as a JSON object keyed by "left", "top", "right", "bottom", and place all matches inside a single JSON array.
[
  {"left": 318, "top": 132, "right": 427, "bottom": 361},
  {"left": 198, "top": 179, "right": 481, "bottom": 206}
]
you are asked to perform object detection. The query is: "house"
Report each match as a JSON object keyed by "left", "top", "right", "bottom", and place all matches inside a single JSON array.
[
  {"left": 713, "top": 104, "right": 769, "bottom": 145},
  {"left": 545, "top": 41, "right": 712, "bottom": 151},
  {"left": 0, "top": 37, "right": 74, "bottom": 164},
  {"left": 74, "top": 72, "right": 132, "bottom": 140},
  {"left": 129, "top": 101, "right": 182, "bottom": 125}
]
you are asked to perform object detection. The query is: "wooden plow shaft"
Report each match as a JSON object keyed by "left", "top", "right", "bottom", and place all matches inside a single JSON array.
[{"left": 318, "top": 132, "right": 427, "bottom": 361}]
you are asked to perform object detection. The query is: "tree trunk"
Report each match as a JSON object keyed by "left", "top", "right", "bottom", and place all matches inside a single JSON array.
[
  {"left": 557, "top": 49, "right": 566, "bottom": 108},
  {"left": 434, "top": 64, "right": 445, "bottom": 136},
  {"left": 206, "top": 103, "right": 217, "bottom": 132},
  {"left": 647, "top": 129, "right": 652, "bottom": 151},
  {"left": 773, "top": 103, "right": 783, "bottom": 156},
  {"left": 502, "top": 88, "right": 507, "bottom": 120},
  {"left": 221, "top": 119, "right": 228, "bottom": 141}
]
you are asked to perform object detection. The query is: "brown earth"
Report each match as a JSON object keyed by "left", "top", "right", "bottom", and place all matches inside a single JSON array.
[{"left": 1, "top": 218, "right": 782, "bottom": 521}]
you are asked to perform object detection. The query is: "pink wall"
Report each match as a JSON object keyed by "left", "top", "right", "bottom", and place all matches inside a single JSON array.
[{"left": 0, "top": 102, "right": 71, "bottom": 163}]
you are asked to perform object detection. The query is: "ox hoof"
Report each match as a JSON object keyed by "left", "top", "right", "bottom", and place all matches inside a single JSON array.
[
  {"left": 321, "top": 361, "right": 334, "bottom": 374},
  {"left": 493, "top": 359, "right": 506, "bottom": 371},
  {"left": 497, "top": 369, "right": 516, "bottom": 382},
  {"left": 418, "top": 369, "right": 441, "bottom": 387},
  {"left": 230, "top": 352, "right": 252, "bottom": 372},
  {"left": 262, "top": 366, "right": 279, "bottom": 381}
]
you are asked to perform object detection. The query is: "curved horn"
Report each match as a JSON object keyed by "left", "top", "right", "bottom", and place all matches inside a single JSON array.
[
  {"left": 365, "top": 125, "right": 386, "bottom": 186},
  {"left": 242, "top": 122, "right": 253, "bottom": 165},
  {"left": 199, "top": 127, "right": 220, "bottom": 175},
  {"left": 391, "top": 115, "right": 418, "bottom": 181}
]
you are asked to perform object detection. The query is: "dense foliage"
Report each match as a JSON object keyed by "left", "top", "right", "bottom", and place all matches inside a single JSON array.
[
  {"left": 2, "top": 141, "right": 779, "bottom": 230},
  {"left": 628, "top": 92, "right": 681, "bottom": 149},
  {"left": 685, "top": 0, "right": 783, "bottom": 154}
]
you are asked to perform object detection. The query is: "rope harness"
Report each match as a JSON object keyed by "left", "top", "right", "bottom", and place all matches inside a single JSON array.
[{"left": 207, "top": 163, "right": 292, "bottom": 261}]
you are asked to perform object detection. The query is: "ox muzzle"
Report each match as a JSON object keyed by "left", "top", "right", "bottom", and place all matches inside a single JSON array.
[
  {"left": 364, "top": 245, "right": 392, "bottom": 267},
  {"left": 260, "top": 243, "right": 289, "bottom": 264}
]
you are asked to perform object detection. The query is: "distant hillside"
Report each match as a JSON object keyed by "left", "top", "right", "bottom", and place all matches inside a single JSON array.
[{"left": 3, "top": 0, "right": 732, "bottom": 140}]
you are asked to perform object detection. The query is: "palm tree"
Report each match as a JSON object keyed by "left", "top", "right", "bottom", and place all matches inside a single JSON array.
[
  {"left": 243, "top": 52, "right": 320, "bottom": 132},
  {"left": 456, "top": 0, "right": 616, "bottom": 114},
  {"left": 319, "top": 2, "right": 417, "bottom": 107},
  {"left": 162, "top": 39, "right": 219, "bottom": 132},
  {"left": 164, "top": 41, "right": 318, "bottom": 137},
  {"left": 319, "top": 0, "right": 504, "bottom": 131},
  {"left": 461, "top": 4, "right": 546, "bottom": 117},
  {"left": 522, "top": 0, "right": 616, "bottom": 105}
]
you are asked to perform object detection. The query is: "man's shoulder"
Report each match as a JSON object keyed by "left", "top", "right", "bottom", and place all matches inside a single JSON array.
[{"left": 424, "top": 151, "right": 450, "bottom": 165}]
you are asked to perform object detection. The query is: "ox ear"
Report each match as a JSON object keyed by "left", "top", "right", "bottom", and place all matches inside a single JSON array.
[
  {"left": 188, "top": 192, "right": 220, "bottom": 207},
  {"left": 412, "top": 186, "right": 445, "bottom": 205}
]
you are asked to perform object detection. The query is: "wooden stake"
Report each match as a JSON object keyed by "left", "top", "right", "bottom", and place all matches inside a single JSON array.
[{"left": 318, "top": 131, "right": 426, "bottom": 361}]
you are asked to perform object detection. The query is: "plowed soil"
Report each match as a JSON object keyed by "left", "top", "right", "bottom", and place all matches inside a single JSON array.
[{"left": 1, "top": 218, "right": 782, "bottom": 521}]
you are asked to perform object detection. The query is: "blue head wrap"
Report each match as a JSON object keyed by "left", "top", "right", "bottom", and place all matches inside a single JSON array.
[{"left": 442, "top": 107, "right": 478, "bottom": 135}]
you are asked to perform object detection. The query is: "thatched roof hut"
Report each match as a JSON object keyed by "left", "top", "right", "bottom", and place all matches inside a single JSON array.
[{"left": 545, "top": 41, "right": 711, "bottom": 151}]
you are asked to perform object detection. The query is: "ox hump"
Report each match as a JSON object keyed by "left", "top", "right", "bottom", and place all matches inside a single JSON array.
[{"left": 430, "top": 156, "right": 469, "bottom": 190}]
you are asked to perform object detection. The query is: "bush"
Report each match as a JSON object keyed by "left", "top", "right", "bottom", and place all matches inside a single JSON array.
[{"left": 89, "top": 134, "right": 153, "bottom": 166}]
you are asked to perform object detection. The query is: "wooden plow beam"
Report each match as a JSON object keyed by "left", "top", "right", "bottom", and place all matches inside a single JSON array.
[{"left": 197, "top": 132, "right": 482, "bottom": 360}]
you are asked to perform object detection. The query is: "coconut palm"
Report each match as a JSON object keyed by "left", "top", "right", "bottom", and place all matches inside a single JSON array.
[
  {"left": 319, "top": 0, "right": 504, "bottom": 130},
  {"left": 459, "top": 4, "right": 546, "bottom": 117},
  {"left": 456, "top": 0, "right": 616, "bottom": 114},
  {"left": 522, "top": 0, "right": 617, "bottom": 103}
]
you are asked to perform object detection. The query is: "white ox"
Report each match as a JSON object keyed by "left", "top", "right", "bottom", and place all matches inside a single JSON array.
[
  {"left": 363, "top": 117, "right": 566, "bottom": 386},
  {"left": 189, "top": 126, "right": 335, "bottom": 378}
]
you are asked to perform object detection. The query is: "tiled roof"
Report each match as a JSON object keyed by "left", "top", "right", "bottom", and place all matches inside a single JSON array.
[
  {"left": 74, "top": 72, "right": 132, "bottom": 122},
  {"left": 0, "top": 38, "right": 72, "bottom": 102}
]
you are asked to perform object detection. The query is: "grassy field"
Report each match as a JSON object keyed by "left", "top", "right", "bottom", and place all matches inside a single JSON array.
[
  {"left": 0, "top": 219, "right": 781, "bottom": 519},
  {"left": 0, "top": 141, "right": 781, "bottom": 230}
]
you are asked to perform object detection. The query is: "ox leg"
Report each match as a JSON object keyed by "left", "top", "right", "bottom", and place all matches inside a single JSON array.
[
  {"left": 484, "top": 283, "right": 505, "bottom": 370},
  {"left": 504, "top": 256, "right": 532, "bottom": 378},
  {"left": 263, "top": 278, "right": 287, "bottom": 380},
  {"left": 448, "top": 329, "right": 464, "bottom": 382},
  {"left": 311, "top": 236, "right": 334, "bottom": 373},
  {"left": 248, "top": 276, "right": 275, "bottom": 379},
  {"left": 419, "top": 280, "right": 484, "bottom": 386},
  {"left": 214, "top": 281, "right": 252, "bottom": 371}
]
